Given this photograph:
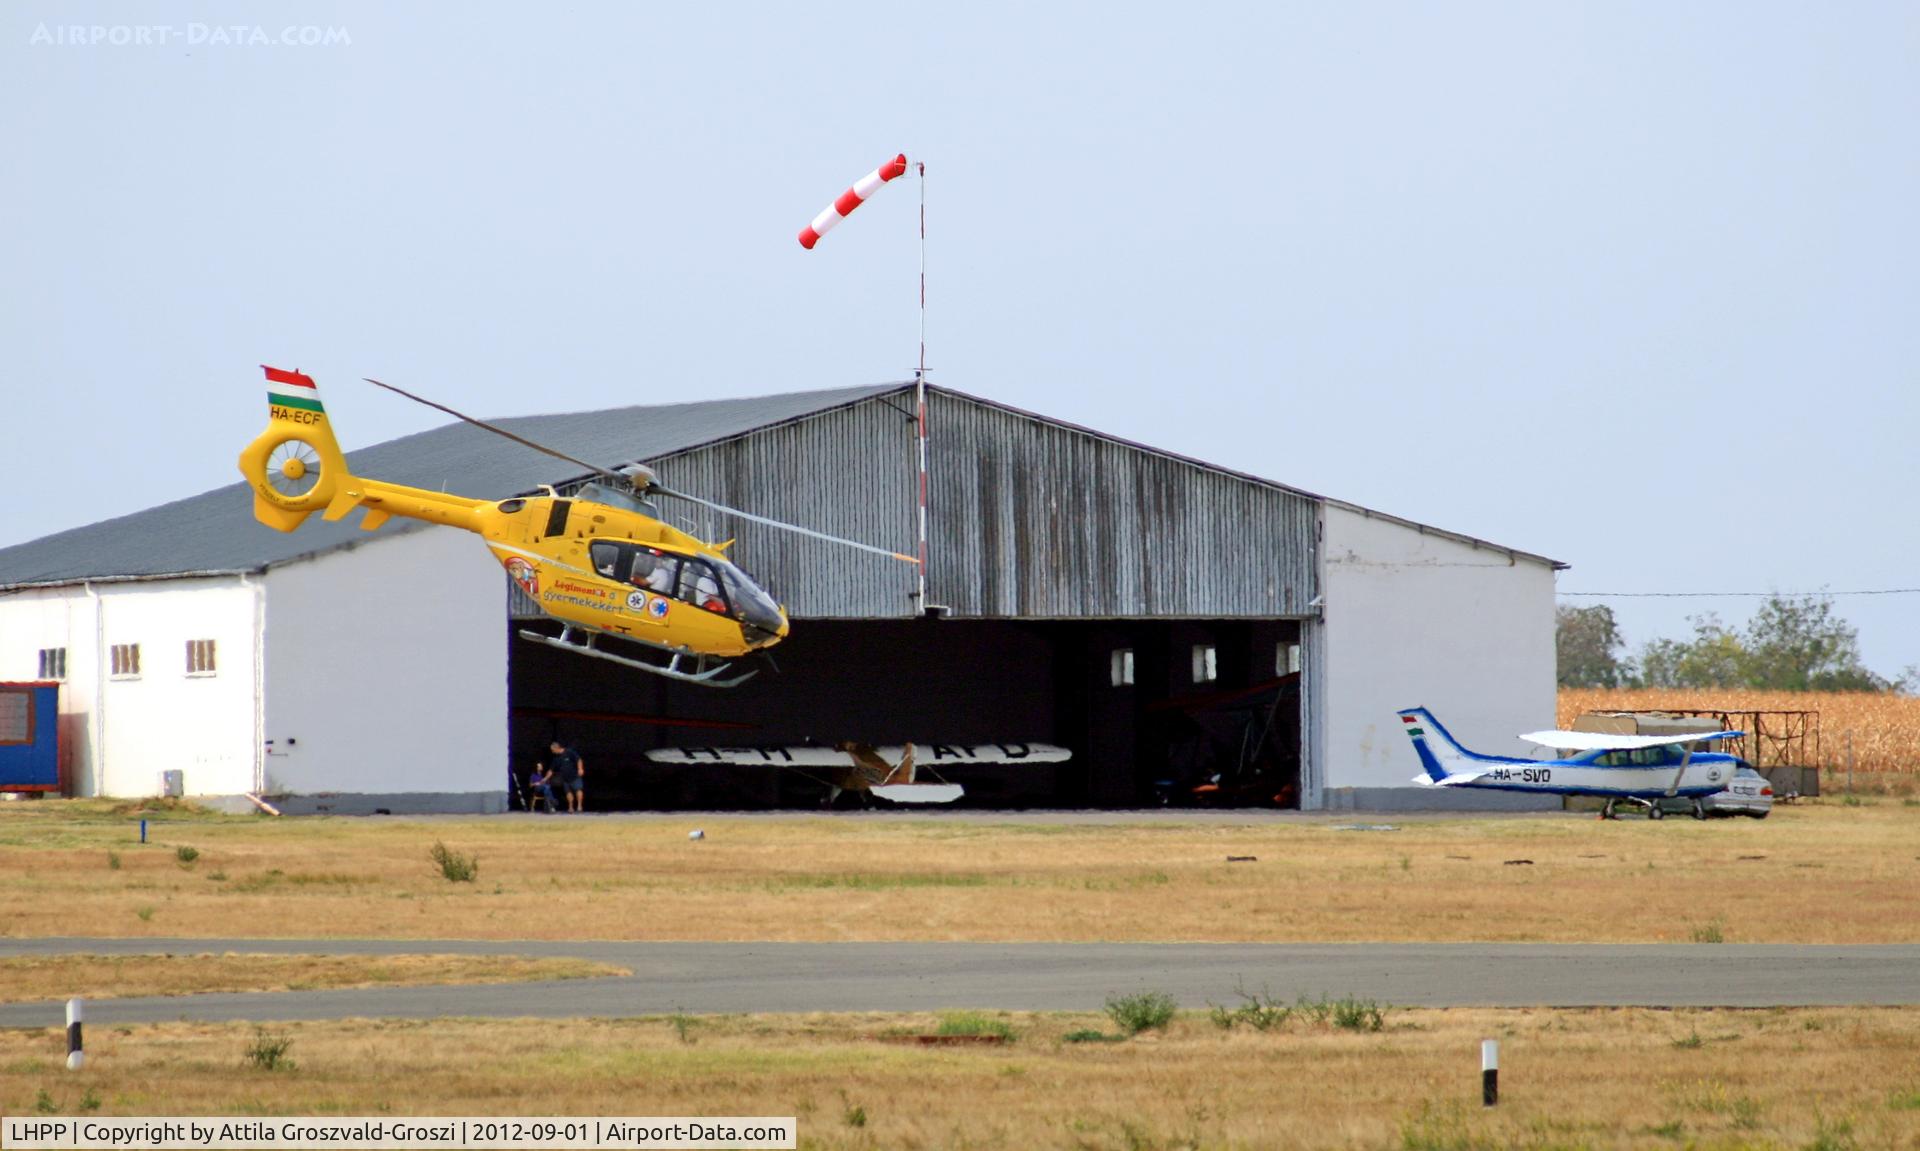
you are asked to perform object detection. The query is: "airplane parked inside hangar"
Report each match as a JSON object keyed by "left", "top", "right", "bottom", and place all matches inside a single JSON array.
[
  {"left": 644, "top": 742, "right": 1072, "bottom": 805},
  {"left": 1397, "top": 707, "right": 1746, "bottom": 820}
]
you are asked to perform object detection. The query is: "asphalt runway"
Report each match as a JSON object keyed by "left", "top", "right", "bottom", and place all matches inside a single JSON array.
[{"left": 2, "top": 938, "right": 1916, "bottom": 1026}]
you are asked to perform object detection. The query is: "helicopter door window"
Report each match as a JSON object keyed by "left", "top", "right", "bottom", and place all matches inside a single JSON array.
[
  {"left": 630, "top": 549, "right": 678, "bottom": 595},
  {"left": 676, "top": 559, "right": 730, "bottom": 615},
  {"left": 590, "top": 542, "right": 626, "bottom": 581}
]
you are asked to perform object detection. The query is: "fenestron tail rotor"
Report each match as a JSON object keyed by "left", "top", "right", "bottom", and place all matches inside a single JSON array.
[
  {"left": 265, "top": 439, "right": 323, "bottom": 498},
  {"left": 363, "top": 377, "right": 920, "bottom": 564}
]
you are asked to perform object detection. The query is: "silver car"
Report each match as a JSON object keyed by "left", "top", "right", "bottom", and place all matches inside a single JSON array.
[
  {"left": 1657, "top": 764, "right": 1773, "bottom": 818},
  {"left": 1705, "top": 766, "right": 1774, "bottom": 817}
]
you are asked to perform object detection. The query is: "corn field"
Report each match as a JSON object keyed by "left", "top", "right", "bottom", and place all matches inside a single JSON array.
[{"left": 1558, "top": 688, "right": 1920, "bottom": 774}]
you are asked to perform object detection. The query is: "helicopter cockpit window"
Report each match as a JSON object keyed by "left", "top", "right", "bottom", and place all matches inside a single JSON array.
[
  {"left": 590, "top": 542, "right": 625, "bottom": 580},
  {"left": 714, "top": 558, "right": 786, "bottom": 637},
  {"left": 630, "top": 548, "right": 678, "bottom": 595},
  {"left": 676, "top": 558, "right": 729, "bottom": 614}
]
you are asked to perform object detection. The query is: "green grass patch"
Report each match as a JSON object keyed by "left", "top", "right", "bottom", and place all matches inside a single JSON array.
[{"left": 934, "top": 1012, "right": 1016, "bottom": 1041}]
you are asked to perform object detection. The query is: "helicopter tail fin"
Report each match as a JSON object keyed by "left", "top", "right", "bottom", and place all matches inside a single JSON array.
[{"left": 236, "top": 365, "right": 360, "bottom": 532}]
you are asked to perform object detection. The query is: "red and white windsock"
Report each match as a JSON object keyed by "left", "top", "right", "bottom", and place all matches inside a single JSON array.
[{"left": 798, "top": 153, "right": 908, "bottom": 249}]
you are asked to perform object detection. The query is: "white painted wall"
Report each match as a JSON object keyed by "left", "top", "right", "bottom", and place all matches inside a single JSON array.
[
  {"left": 262, "top": 526, "right": 505, "bottom": 798},
  {"left": 1319, "top": 505, "right": 1557, "bottom": 797},
  {"left": 0, "top": 578, "right": 259, "bottom": 797}
]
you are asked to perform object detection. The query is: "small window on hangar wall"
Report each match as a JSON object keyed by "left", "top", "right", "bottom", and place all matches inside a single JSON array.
[
  {"left": 1110, "top": 649, "right": 1135, "bottom": 687},
  {"left": 1278, "top": 642, "right": 1301, "bottom": 676},
  {"left": 1191, "top": 644, "right": 1217, "bottom": 684},
  {"left": 0, "top": 687, "right": 30, "bottom": 745},
  {"left": 186, "top": 639, "right": 218, "bottom": 677},
  {"left": 109, "top": 643, "right": 141, "bottom": 679},
  {"left": 36, "top": 648, "right": 67, "bottom": 681}
]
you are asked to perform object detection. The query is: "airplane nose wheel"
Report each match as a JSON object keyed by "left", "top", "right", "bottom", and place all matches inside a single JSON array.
[{"left": 1691, "top": 800, "right": 1707, "bottom": 820}]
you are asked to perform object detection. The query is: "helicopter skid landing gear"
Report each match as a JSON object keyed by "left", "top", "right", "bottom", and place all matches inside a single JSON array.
[{"left": 517, "top": 627, "right": 757, "bottom": 688}]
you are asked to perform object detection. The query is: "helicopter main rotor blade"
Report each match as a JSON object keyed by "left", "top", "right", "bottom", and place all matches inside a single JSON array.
[
  {"left": 654, "top": 486, "right": 920, "bottom": 564},
  {"left": 364, "top": 378, "right": 628, "bottom": 485}
]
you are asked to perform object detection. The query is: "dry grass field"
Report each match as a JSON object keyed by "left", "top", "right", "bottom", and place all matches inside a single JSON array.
[
  {"left": 2, "top": 799, "right": 1917, "bottom": 943},
  {"left": 7, "top": 1008, "right": 1919, "bottom": 1148},
  {"left": 1560, "top": 687, "right": 1920, "bottom": 780},
  {"left": 0, "top": 953, "right": 624, "bottom": 1004}
]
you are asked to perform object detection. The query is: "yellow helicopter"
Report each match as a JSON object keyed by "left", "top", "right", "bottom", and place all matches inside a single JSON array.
[{"left": 238, "top": 365, "right": 916, "bottom": 686}]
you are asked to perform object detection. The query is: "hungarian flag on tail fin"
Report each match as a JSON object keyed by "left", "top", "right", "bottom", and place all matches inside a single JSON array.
[{"left": 262, "top": 365, "right": 324, "bottom": 413}]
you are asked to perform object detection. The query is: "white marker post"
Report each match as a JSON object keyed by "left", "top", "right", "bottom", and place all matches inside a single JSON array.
[
  {"left": 1481, "top": 1038, "right": 1498, "bottom": 1106},
  {"left": 65, "top": 998, "right": 83, "bottom": 1070}
]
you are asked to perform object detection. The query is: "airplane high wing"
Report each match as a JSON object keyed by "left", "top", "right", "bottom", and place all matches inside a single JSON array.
[
  {"left": 1516, "top": 729, "right": 1743, "bottom": 752},
  {"left": 643, "top": 742, "right": 1072, "bottom": 806}
]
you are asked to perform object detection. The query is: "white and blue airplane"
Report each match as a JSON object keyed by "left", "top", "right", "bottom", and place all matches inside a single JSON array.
[{"left": 1398, "top": 707, "right": 1746, "bottom": 820}]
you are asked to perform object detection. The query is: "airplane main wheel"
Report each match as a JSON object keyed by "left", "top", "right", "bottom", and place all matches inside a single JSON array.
[{"left": 1648, "top": 805, "right": 1665, "bottom": 821}]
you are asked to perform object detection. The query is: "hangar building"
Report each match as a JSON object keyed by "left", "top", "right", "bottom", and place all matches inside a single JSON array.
[{"left": 0, "top": 383, "right": 1562, "bottom": 812}]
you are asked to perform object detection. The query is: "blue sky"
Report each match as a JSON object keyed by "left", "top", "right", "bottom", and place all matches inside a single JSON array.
[{"left": 3, "top": 2, "right": 1915, "bottom": 673}]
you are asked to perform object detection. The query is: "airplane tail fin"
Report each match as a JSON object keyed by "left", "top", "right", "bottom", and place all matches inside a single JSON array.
[
  {"left": 1398, "top": 707, "right": 1482, "bottom": 785},
  {"left": 237, "top": 366, "right": 358, "bottom": 532}
]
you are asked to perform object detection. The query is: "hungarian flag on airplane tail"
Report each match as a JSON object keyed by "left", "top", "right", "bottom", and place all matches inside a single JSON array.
[{"left": 262, "top": 365, "right": 323, "bottom": 413}]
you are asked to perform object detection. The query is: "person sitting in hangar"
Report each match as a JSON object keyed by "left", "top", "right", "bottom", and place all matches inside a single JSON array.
[{"left": 527, "top": 761, "right": 560, "bottom": 812}]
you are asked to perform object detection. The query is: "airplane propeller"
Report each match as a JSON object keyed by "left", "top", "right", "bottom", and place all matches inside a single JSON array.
[{"left": 364, "top": 377, "right": 919, "bottom": 564}]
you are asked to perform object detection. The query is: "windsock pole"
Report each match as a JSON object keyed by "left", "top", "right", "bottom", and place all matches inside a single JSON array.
[{"left": 914, "top": 161, "right": 929, "bottom": 609}]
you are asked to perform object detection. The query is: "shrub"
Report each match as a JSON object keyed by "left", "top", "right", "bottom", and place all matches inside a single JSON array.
[
  {"left": 1690, "top": 921, "right": 1726, "bottom": 944},
  {"left": 1062, "top": 1029, "right": 1122, "bottom": 1044},
  {"left": 1329, "top": 994, "right": 1385, "bottom": 1032},
  {"left": 244, "top": 1028, "right": 296, "bottom": 1071},
  {"left": 1207, "top": 983, "right": 1293, "bottom": 1031},
  {"left": 667, "top": 1013, "right": 698, "bottom": 1044},
  {"left": 106, "top": 851, "right": 121, "bottom": 870},
  {"left": 1104, "top": 991, "right": 1177, "bottom": 1036},
  {"left": 175, "top": 845, "right": 199, "bottom": 864},
  {"left": 430, "top": 841, "right": 479, "bottom": 883}
]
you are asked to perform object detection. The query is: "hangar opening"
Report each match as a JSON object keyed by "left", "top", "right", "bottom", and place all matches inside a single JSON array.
[{"left": 508, "top": 618, "right": 1303, "bottom": 810}]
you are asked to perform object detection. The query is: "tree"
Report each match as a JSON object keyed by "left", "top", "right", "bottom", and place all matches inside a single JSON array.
[
  {"left": 1556, "top": 604, "right": 1631, "bottom": 687},
  {"left": 1632, "top": 594, "right": 1890, "bottom": 693},
  {"left": 1742, "top": 593, "right": 1886, "bottom": 691},
  {"left": 1638, "top": 614, "right": 1746, "bottom": 689}
]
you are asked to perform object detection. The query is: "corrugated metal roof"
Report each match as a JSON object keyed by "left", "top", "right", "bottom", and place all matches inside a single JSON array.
[
  {"left": 0, "top": 379, "right": 1563, "bottom": 592},
  {"left": 0, "top": 383, "right": 901, "bottom": 588}
]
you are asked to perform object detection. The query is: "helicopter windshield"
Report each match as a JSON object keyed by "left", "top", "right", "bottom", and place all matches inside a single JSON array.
[{"left": 712, "top": 557, "right": 785, "bottom": 637}]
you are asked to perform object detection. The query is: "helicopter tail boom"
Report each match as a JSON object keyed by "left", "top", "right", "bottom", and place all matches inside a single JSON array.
[{"left": 240, "top": 366, "right": 489, "bottom": 535}]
